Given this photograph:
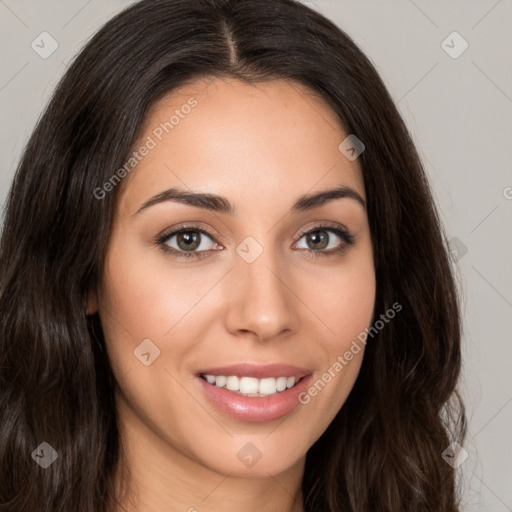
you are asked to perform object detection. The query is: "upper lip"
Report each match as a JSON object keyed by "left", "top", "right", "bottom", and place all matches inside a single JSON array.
[{"left": 196, "top": 363, "right": 312, "bottom": 380}]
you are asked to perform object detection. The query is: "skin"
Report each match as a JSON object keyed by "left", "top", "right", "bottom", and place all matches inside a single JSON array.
[{"left": 88, "top": 76, "right": 376, "bottom": 512}]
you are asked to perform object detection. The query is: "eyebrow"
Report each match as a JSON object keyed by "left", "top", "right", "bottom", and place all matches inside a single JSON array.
[{"left": 133, "top": 185, "right": 366, "bottom": 216}]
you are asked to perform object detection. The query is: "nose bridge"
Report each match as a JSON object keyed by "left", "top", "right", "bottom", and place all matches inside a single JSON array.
[{"left": 225, "top": 234, "right": 296, "bottom": 340}]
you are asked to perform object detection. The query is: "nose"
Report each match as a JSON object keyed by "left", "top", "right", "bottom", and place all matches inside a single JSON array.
[{"left": 224, "top": 244, "right": 298, "bottom": 342}]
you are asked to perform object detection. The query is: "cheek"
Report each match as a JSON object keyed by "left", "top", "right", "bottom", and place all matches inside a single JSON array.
[
  {"left": 310, "top": 239, "right": 376, "bottom": 347},
  {"left": 96, "top": 235, "right": 170, "bottom": 375},
  {"left": 97, "top": 232, "right": 225, "bottom": 384},
  {"left": 99, "top": 234, "right": 199, "bottom": 336},
  {"left": 323, "top": 271, "right": 376, "bottom": 343},
  {"left": 295, "top": 244, "right": 375, "bottom": 436}
]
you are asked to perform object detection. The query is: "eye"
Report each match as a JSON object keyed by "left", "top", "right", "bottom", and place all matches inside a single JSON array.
[
  {"left": 156, "top": 222, "right": 355, "bottom": 260},
  {"left": 293, "top": 223, "right": 355, "bottom": 257},
  {"left": 157, "top": 225, "right": 222, "bottom": 260}
]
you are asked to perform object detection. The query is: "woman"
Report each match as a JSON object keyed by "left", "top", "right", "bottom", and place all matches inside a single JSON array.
[{"left": 0, "top": 0, "right": 466, "bottom": 510}]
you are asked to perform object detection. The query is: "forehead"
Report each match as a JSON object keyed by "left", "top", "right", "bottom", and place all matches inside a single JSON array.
[{"left": 116, "top": 76, "right": 365, "bottom": 215}]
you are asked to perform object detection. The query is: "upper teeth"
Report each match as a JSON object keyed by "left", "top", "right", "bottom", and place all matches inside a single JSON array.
[{"left": 202, "top": 375, "right": 297, "bottom": 396}]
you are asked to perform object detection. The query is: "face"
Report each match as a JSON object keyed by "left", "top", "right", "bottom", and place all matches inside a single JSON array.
[{"left": 89, "top": 76, "right": 376, "bottom": 479}]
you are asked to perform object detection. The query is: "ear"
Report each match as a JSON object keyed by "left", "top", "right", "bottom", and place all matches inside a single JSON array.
[{"left": 86, "top": 287, "right": 98, "bottom": 315}]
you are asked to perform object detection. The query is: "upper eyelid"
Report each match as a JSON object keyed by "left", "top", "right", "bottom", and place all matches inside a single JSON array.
[
  {"left": 158, "top": 224, "right": 218, "bottom": 245},
  {"left": 296, "top": 222, "right": 350, "bottom": 238}
]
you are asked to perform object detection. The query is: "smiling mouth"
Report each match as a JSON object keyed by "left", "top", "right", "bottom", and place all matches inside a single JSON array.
[{"left": 199, "top": 374, "right": 305, "bottom": 397}]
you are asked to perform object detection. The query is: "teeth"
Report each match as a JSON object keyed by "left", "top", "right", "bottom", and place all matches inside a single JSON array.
[
  {"left": 215, "top": 375, "right": 226, "bottom": 388},
  {"left": 205, "top": 375, "right": 216, "bottom": 384},
  {"left": 239, "top": 377, "right": 259, "bottom": 394},
  {"left": 258, "top": 377, "right": 277, "bottom": 395},
  {"left": 202, "top": 374, "right": 300, "bottom": 396},
  {"left": 276, "top": 376, "right": 287, "bottom": 392},
  {"left": 225, "top": 376, "right": 239, "bottom": 391},
  {"left": 286, "top": 377, "right": 296, "bottom": 389}
]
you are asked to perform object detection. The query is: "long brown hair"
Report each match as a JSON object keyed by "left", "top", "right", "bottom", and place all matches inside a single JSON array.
[{"left": 0, "top": 0, "right": 466, "bottom": 510}]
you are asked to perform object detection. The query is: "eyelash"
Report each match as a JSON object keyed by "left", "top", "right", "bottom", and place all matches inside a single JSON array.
[{"left": 155, "top": 222, "right": 356, "bottom": 261}]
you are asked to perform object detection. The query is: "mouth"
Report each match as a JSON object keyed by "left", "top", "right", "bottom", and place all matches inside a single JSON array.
[
  {"left": 198, "top": 373, "right": 307, "bottom": 397},
  {"left": 195, "top": 363, "right": 313, "bottom": 422}
]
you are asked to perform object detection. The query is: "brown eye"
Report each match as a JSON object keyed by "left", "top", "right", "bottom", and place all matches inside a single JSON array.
[
  {"left": 158, "top": 227, "right": 220, "bottom": 259},
  {"left": 295, "top": 227, "right": 352, "bottom": 253},
  {"left": 292, "top": 223, "right": 356, "bottom": 259},
  {"left": 174, "top": 231, "right": 202, "bottom": 251},
  {"left": 304, "top": 230, "right": 330, "bottom": 250}
]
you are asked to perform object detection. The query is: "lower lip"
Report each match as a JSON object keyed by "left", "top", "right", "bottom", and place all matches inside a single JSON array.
[{"left": 197, "top": 375, "right": 313, "bottom": 423}]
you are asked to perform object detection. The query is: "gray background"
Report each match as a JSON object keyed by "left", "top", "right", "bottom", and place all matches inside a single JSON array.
[{"left": 1, "top": 0, "right": 511, "bottom": 510}]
